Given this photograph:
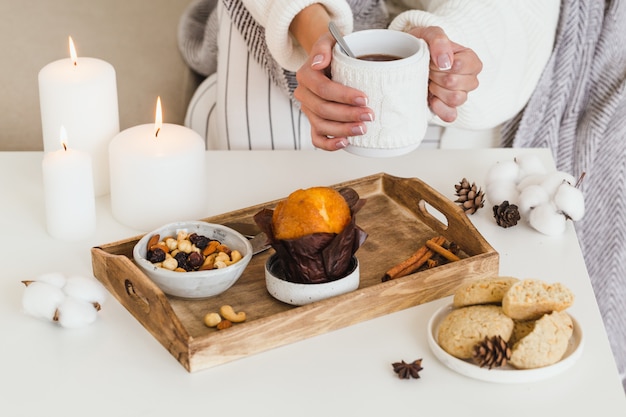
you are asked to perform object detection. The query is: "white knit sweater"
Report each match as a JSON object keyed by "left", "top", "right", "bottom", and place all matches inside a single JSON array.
[{"left": 240, "top": 0, "right": 560, "bottom": 130}]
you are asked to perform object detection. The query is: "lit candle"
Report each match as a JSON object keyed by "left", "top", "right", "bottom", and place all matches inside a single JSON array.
[
  {"left": 38, "top": 36, "right": 119, "bottom": 197},
  {"left": 109, "top": 97, "right": 207, "bottom": 231},
  {"left": 42, "top": 127, "right": 96, "bottom": 241}
]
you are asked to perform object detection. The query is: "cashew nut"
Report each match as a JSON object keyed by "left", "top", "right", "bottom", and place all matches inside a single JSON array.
[
  {"left": 203, "top": 312, "right": 222, "bottom": 327},
  {"left": 214, "top": 252, "right": 230, "bottom": 263},
  {"left": 226, "top": 250, "right": 243, "bottom": 265},
  {"left": 219, "top": 305, "right": 246, "bottom": 323},
  {"left": 214, "top": 260, "right": 228, "bottom": 269}
]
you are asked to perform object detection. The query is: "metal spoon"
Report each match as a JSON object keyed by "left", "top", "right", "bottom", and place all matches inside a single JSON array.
[{"left": 328, "top": 21, "right": 356, "bottom": 58}]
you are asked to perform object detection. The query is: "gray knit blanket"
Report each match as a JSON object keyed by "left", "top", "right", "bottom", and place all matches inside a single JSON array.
[
  {"left": 179, "top": 0, "right": 626, "bottom": 390},
  {"left": 501, "top": 0, "right": 626, "bottom": 390}
]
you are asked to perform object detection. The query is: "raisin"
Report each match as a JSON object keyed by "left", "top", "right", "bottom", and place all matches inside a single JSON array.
[
  {"left": 174, "top": 251, "right": 190, "bottom": 271},
  {"left": 189, "top": 233, "right": 210, "bottom": 249},
  {"left": 147, "top": 248, "right": 166, "bottom": 263},
  {"left": 187, "top": 251, "right": 204, "bottom": 270}
]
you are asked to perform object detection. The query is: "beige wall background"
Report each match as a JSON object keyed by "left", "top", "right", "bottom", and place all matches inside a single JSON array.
[{"left": 0, "top": 0, "right": 200, "bottom": 151}]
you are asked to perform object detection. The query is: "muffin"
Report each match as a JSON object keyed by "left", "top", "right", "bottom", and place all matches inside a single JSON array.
[
  {"left": 255, "top": 186, "right": 367, "bottom": 284},
  {"left": 272, "top": 187, "right": 351, "bottom": 240}
]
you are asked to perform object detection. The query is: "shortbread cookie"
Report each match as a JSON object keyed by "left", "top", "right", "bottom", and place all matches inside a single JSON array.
[
  {"left": 437, "top": 305, "right": 514, "bottom": 359},
  {"left": 510, "top": 311, "right": 574, "bottom": 369},
  {"left": 453, "top": 276, "right": 519, "bottom": 307},
  {"left": 502, "top": 279, "right": 574, "bottom": 321},
  {"left": 508, "top": 320, "right": 536, "bottom": 346}
]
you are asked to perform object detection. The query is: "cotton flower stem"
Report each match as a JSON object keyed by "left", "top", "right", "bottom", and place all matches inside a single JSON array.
[{"left": 575, "top": 172, "right": 586, "bottom": 188}]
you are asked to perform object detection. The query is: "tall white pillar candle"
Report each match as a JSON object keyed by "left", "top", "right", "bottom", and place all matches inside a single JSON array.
[
  {"left": 109, "top": 98, "right": 207, "bottom": 231},
  {"left": 42, "top": 127, "right": 97, "bottom": 241},
  {"left": 38, "top": 37, "right": 119, "bottom": 197}
]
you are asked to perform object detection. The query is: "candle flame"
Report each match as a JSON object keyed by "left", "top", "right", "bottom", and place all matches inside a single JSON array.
[
  {"left": 68, "top": 36, "right": 78, "bottom": 66},
  {"left": 154, "top": 96, "right": 163, "bottom": 137},
  {"left": 59, "top": 126, "right": 69, "bottom": 151}
]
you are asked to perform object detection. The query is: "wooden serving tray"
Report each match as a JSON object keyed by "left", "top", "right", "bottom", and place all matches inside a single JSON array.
[{"left": 91, "top": 173, "right": 498, "bottom": 372}]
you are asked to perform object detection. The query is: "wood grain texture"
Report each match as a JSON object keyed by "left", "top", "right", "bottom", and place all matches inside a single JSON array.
[{"left": 91, "top": 173, "right": 499, "bottom": 372}]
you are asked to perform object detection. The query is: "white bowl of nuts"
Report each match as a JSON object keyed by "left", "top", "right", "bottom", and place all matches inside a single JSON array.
[{"left": 132, "top": 221, "right": 253, "bottom": 299}]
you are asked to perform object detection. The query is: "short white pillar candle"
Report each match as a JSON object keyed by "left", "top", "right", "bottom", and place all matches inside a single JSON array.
[
  {"left": 109, "top": 97, "right": 207, "bottom": 231},
  {"left": 42, "top": 127, "right": 97, "bottom": 241}
]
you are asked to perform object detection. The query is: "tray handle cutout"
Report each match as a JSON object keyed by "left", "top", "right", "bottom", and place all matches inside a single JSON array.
[
  {"left": 124, "top": 279, "right": 151, "bottom": 315},
  {"left": 418, "top": 200, "right": 449, "bottom": 232},
  {"left": 91, "top": 247, "right": 192, "bottom": 350},
  {"left": 381, "top": 174, "right": 492, "bottom": 255}
]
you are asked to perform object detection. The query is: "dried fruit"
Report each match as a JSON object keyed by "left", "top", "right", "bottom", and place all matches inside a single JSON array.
[
  {"left": 147, "top": 247, "right": 166, "bottom": 263},
  {"left": 189, "top": 233, "right": 209, "bottom": 249},
  {"left": 187, "top": 251, "right": 204, "bottom": 269},
  {"left": 174, "top": 252, "right": 190, "bottom": 271}
]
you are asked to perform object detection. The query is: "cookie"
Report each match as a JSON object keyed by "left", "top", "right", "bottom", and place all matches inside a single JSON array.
[
  {"left": 509, "top": 311, "right": 574, "bottom": 369},
  {"left": 508, "top": 320, "right": 536, "bottom": 346},
  {"left": 437, "top": 305, "right": 514, "bottom": 359},
  {"left": 502, "top": 279, "right": 574, "bottom": 320},
  {"left": 453, "top": 276, "right": 519, "bottom": 307}
]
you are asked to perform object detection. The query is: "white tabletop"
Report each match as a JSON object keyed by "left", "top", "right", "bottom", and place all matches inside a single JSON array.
[{"left": 1, "top": 149, "right": 624, "bottom": 416}]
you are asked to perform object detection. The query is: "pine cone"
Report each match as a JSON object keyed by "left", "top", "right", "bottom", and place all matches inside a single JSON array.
[
  {"left": 454, "top": 178, "right": 485, "bottom": 215},
  {"left": 472, "top": 335, "right": 511, "bottom": 369},
  {"left": 493, "top": 201, "right": 521, "bottom": 228}
]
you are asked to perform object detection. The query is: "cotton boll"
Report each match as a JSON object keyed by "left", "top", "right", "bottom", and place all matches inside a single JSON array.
[
  {"left": 528, "top": 203, "right": 567, "bottom": 236},
  {"left": 516, "top": 173, "right": 546, "bottom": 191},
  {"left": 486, "top": 180, "right": 519, "bottom": 206},
  {"left": 34, "top": 272, "right": 67, "bottom": 288},
  {"left": 22, "top": 281, "right": 65, "bottom": 321},
  {"left": 518, "top": 184, "right": 550, "bottom": 218},
  {"left": 63, "top": 275, "right": 107, "bottom": 309},
  {"left": 485, "top": 160, "right": 520, "bottom": 185},
  {"left": 554, "top": 183, "right": 585, "bottom": 221},
  {"left": 56, "top": 297, "right": 99, "bottom": 328},
  {"left": 540, "top": 171, "right": 577, "bottom": 197},
  {"left": 515, "top": 154, "right": 548, "bottom": 179}
]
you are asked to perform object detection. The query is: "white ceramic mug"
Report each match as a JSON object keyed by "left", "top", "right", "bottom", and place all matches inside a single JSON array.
[{"left": 331, "top": 29, "right": 430, "bottom": 157}]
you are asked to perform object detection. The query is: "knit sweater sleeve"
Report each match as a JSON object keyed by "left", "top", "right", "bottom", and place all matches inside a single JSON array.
[
  {"left": 241, "top": 0, "right": 354, "bottom": 72},
  {"left": 389, "top": 0, "right": 560, "bottom": 130}
]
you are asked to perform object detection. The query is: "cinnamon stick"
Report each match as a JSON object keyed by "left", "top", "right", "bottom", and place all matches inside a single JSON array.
[
  {"left": 425, "top": 240, "right": 461, "bottom": 262},
  {"left": 382, "top": 236, "right": 446, "bottom": 281}
]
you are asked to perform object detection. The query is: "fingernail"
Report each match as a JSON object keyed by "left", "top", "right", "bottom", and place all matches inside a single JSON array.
[
  {"left": 354, "top": 97, "right": 368, "bottom": 106},
  {"left": 360, "top": 112, "right": 374, "bottom": 122},
  {"left": 437, "top": 54, "right": 452, "bottom": 70},
  {"left": 311, "top": 54, "right": 324, "bottom": 67},
  {"left": 351, "top": 125, "right": 365, "bottom": 136},
  {"left": 336, "top": 140, "right": 348, "bottom": 149}
]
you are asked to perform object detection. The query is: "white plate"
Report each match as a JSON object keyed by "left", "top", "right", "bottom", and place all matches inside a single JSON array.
[{"left": 427, "top": 304, "right": 584, "bottom": 384}]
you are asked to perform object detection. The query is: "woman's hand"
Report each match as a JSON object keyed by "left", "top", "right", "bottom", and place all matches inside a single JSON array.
[
  {"left": 294, "top": 26, "right": 482, "bottom": 151},
  {"left": 409, "top": 26, "right": 482, "bottom": 123},
  {"left": 294, "top": 32, "right": 373, "bottom": 151}
]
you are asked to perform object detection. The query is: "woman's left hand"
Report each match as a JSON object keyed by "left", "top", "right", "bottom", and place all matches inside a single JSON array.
[{"left": 409, "top": 26, "right": 482, "bottom": 122}]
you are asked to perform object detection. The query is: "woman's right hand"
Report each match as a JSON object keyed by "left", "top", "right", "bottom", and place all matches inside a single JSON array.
[{"left": 294, "top": 33, "right": 374, "bottom": 151}]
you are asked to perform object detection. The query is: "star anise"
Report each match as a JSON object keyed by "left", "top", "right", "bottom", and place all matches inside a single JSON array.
[{"left": 392, "top": 359, "right": 423, "bottom": 379}]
